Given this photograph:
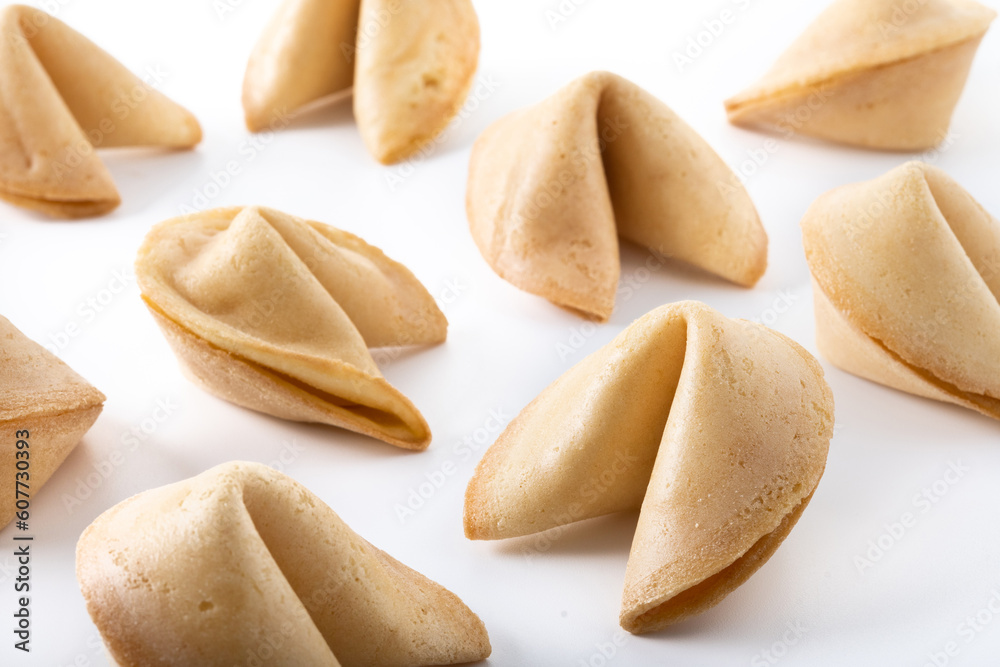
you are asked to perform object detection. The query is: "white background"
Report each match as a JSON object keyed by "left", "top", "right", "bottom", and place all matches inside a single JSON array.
[{"left": 1, "top": 0, "right": 999, "bottom": 664}]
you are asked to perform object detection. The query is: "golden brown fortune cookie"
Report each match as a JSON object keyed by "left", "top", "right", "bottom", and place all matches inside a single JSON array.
[
  {"left": 242, "top": 0, "right": 480, "bottom": 164},
  {"left": 1, "top": 314, "right": 105, "bottom": 527},
  {"left": 802, "top": 161, "right": 1000, "bottom": 420},
  {"left": 464, "top": 301, "right": 833, "bottom": 632},
  {"left": 77, "top": 461, "right": 492, "bottom": 666},
  {"left": 467, "top": 71, "right": 768, "bottom": 322},
  {"left": 0, "top": 5, "right": 202, "bottom": 217},
  {"left": 135, "top": 206, "right": 447, "bottom": 450},
  {"left": 725, "top": 0, "right": 996, "bottom": 150}
]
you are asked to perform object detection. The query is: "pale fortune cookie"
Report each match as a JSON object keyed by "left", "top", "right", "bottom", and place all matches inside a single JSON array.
[
  {"left": 242, "top": 0, "right": 479, "bottom": 164},
  {"left": 0, "top": 5, "right": 201, "bottom": 217},
  {"left": 725, "top": 0, "right": 995, "bottom": 150},
  {"left": 464, "top": 301, "right": 834, "bottom": 632},
  {"left": 1, "top": 314, "right": 105, "bottom": 527},
  {"left": 135, "top": 206, "right": 447, "bottom": 449},
  {"left": 77, "top": 461, "right": 491, "bottom": 666},
  {"left": 802, "top": 161, "right": 1000, "bottom": 420},
  {"left": 467, "top": 71, "right": 767, "bottom": 321}
]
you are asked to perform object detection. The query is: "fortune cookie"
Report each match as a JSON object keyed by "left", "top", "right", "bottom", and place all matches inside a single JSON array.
[
  {"left": 464, "top": 301, "right": 833, "bottom": 632},
  {"left": 77, "top": 461, "right": 492, "bottom": 666},
  {"left": 725, "top": 0, "right": 996, "bottom": 150},
  {"left": 467, "top": 71, "right": 767, "bottom": 321},
  {"left": 0, "top": 5, "right": 202, "bottom": 217},
  {"left": 1, "top": 315, "right": 105, "bottom": 527},
  {"left": 243, "top": 0, "right": 480, "bottom": 164},
  {"left": 802, "top": 161, "right": 1000, "bottom": 420},
  {"left": 135, "top": 206, "right": 447, "bottom": 449}
]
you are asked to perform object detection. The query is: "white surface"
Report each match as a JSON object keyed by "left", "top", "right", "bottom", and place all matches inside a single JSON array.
[{"left": 1, "top": 0, "right": 999, "bottom": 664}]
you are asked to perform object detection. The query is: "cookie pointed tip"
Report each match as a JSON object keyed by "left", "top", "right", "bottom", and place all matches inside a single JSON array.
[{"left": 182, "top": 114, "right": 203, "bottom": 147}]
